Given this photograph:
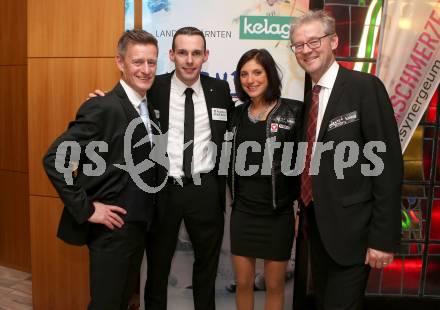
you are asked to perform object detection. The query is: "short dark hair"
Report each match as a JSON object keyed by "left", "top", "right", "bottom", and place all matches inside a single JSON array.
[
  {"left": 117, "top": 29, "right": 158, "bottom": 57},
  {"left": 234, "top": 49, "right": 282, "bottom": 103},
  {"left": 172, "top": 26, "right": 206, "bottom": 51}
]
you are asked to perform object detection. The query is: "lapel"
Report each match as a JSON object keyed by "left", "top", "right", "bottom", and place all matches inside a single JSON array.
[
  {"left": 302, "top": 91, "right": 312, "bottom": 141},
  {"left": 114, "top": 82, "right": 149, "bottom": 151},
  {"left": 148, "top": 73, "right": 172, "bottom": 134},
  {"left": 200, "top": 74, "right": 215, "bottom": 130},
  {"left": 317, "top": 66, "right": 348, "bottom": 142}
]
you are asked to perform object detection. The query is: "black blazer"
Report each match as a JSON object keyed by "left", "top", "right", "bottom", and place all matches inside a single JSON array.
[
  {"left": 303, "top": 66, "right": 403, "bottom": 265},
  {"left": 147, "top": 72, "right": 234, "bottom": 217},
  {"left": 43, "top": 82, "right": 159, "bottom": 245},
  {"left": 228, "top": 98, "right": 303, "bottom": 211}
]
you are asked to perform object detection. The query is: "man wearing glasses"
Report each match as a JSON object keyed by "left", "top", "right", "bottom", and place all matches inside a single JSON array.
[
  {"left": 290, "top": 10, "right": 403, "bottom": 310},
  {"left": 144, "top": 26, "right": 234, "bottom": 310}
]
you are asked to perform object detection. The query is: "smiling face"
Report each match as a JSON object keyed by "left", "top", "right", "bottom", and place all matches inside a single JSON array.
[
  {"left": 291, "top": 20, "right": 338, "bottom": 83},
  {"left": 169, "top": 34, "right": 209, "bottom": 86},
  {"left": 239, "top": 58, "right": 269, "bottom": 103},
  {"left": 116, "top": 42, "right": 158, "bottom": 96}
]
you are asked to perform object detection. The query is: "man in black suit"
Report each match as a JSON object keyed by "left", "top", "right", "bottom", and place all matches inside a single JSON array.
[
  {"left": 43, "top": 30, "right": 160, "bottom": 310},
  {"left": 144, "top": 27, "right": 234, "bottom": 310},
  {"left": 290, "top": 10, "right": 403, "bottom": 310}
]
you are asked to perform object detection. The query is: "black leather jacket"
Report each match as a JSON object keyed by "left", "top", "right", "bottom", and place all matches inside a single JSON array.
[{"left": 228, "top": 98, "right": 303, "bottom": 211}]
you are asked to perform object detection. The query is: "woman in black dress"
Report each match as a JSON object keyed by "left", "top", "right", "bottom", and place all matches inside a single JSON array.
[{"left": 228, "top": 49, "right": 302, "bottom": 310}]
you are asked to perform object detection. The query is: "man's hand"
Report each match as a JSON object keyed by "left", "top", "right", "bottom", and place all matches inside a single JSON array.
[
  {"left": 365, "top": 248, "right": 394, "bottom": 269},
  {"left": 87, "top": 89, "right": 106, "bottom": 99},
  {"left": 88, "top": 201, "right": 127, "bottom": 229}
]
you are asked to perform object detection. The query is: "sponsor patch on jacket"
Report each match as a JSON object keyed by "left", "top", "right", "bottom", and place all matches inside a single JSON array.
[
  {"left": 212, "top": 108, "right": 227, "bottom": 121},
  {"left": 273, "top": 116, "right": 295, "bottom": 128},
  {"left": 270, "top": 123, "right": 279, "bottom": 132},
  {"left": 328, "top": 111, "right": 358, "bottom": 131}
]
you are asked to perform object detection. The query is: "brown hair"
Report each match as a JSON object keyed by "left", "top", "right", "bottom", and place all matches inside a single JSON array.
[{"left": 117, "top": 29, "right": 158, "bottom": 57}]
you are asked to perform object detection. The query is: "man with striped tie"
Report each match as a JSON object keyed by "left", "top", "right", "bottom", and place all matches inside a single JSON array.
[{"left": 290, "top": 10, "right": 403, "bottom": 310}]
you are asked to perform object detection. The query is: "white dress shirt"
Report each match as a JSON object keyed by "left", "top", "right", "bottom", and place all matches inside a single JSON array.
[
  {"left": 119, "top": 79, "right": 153, "bottom": 144},
  {"left": 167, "top": 74, "right": 214, "bottom": 177},
  {"left": 313, "top": 61, "right": 340, "bottom": 144}
]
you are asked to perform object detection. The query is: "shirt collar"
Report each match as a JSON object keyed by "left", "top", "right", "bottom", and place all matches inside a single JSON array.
[
  {"left": 313, "top": 61, "right": 339, "bottom": 90},
  {"left": 119, "top": 79, "right": 146, "bottom": 109},
  {"left": 171, "top": 73, "right": 202, "bottom": 97}
]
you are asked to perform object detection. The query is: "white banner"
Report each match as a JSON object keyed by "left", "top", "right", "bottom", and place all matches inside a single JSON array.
[
  {"left": 378, "top": 0, "right": 440, "bottom": 152},
  {"left": 141, "top": 0, "right": 308, "bottom": 101}
]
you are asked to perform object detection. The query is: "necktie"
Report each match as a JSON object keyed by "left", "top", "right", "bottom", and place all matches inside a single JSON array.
[
  {"left": 183, "top": 88, "right": 194, "bottom": 178},
  {"left": 139, "top": 99, "right": 153, "bottom": 145},
  {"left": 300, "top": 85, "right": 321, "bottom": 207}
]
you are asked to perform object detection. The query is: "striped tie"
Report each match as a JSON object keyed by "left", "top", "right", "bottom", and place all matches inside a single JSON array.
[{"left": 300, "top": 85, "right": 321, "bottom": 207}]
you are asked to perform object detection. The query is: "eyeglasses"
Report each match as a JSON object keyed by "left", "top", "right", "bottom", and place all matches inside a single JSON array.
[{"left": 290, "top": 33, "right": 334, "bottom": 53}]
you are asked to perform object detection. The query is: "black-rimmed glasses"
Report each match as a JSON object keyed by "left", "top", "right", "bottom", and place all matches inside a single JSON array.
[{"left": 290, "top": 33, "right": 335, "bottom": 53}]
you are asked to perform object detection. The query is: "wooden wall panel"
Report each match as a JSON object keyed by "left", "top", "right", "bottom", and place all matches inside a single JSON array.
[
  {"left": 0, "top": 0, "right": 29, "bottom": 272},
  {"left": 28, "top": 0, "right": 124, "bottom": 57},
  {"left": 0, "top": 66, "right": 28, "bottom": 172},
  {"left": 28, "top": 58, "right": 120, "bottom": 197},
  {"left": 28, "top": 1, "right": 125, "bottom": 307},
  {"left": 30, "top": 196, "right": 89, "bottom": 310},
  {"left": 0, "top": 171, "right": 30, "bottom": 271},
  {"left": 0, "top": 0, "right": 27, "bottom": 65}
]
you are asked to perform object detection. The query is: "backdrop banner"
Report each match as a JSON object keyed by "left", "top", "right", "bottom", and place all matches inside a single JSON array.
[
  {"left": 378, "top": 0, "right": 440, "bottom": 152},
  {"left": 140, "top": 0, "right": 308, "bottom": 101},
  {"left": 123, "top": 1, "right": 310, "bottom": 309}
]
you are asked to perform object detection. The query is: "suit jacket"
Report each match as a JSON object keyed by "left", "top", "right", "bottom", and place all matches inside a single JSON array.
[
  {"left": 147, "top": 72, "right": 234, "bottom": 220},
  {"left": 303, "top": 65, "right": 403, "bottom": 266},
  {"left": 43, "top": 82, "right": 159, "bottom": 245}
]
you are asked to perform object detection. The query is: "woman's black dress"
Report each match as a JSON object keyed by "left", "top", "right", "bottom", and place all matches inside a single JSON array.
[{"left": 230, "top": 111, "right": 295, "bottom": 261}]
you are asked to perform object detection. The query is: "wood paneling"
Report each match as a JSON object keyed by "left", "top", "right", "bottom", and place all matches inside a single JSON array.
[
  {"left": 0, "top": 66, "right": 28, "bottom": 172},
  {"left": 28, "top": 58, "right": 120, "bottom": 197},
  {"left": 28, "top": 0, "right": 124, "bottom": 57},
  {"left": 0, "top": 171, "right": 30, "bottom": 272},
  {"left": 27, "top": 1, "right": 125, "bottom": 308},
  {"left": 0, "top": 0, "right": 26, "bottom": 65},
  {"left": 0, "top": 0, "right": 29, "bottom": 275},
  {"left": 30, "top": 196, "right": 89, "bottom": 310}
]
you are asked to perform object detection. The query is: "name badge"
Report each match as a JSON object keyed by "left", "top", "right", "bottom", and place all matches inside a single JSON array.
[
  {"left": 154, "top": 109, "right": 160, "bottom": 119},
  {"left": 212, "top": 108, "right": 227, "bottom": 121},
  {"left": 328, "top": 111, "right": 358, "bottom": 131}
]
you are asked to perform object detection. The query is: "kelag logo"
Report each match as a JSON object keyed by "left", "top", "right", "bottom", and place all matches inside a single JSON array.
[{"left": 239, "top": 16, "right": 294, "bottom": 40}]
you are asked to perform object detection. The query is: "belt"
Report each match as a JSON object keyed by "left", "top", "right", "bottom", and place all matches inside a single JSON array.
[{"left": 167, "top": 172, "right": 213, "bottom": 186}]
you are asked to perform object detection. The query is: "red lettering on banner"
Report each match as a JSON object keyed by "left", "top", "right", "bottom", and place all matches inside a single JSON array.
[
  {"left": 413, "top": 42, "right": 434, "bottom": 61},
  {"left": 407, "top": 54, "right": 426, "bottom": 76},
  {"left": 418, "top": 32, "right": 439, "bottom": 50},
  {"left": 427, "top": 6, "right": 440, "bottom": 26},
  {"left": 400, "top": 70, "right": 418, "bottom": 89},
  {"left": 396, "top": 83, "right": 412, "bottom": 100},
  {"left": 425, "top": 20, "right": 440, "bottom": 40},
  {"left": 390, "top": 6, "right": 440, "bottom": 122},
  {"left": 390, "top": 95, "right": 406, "bottom": 122}
]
